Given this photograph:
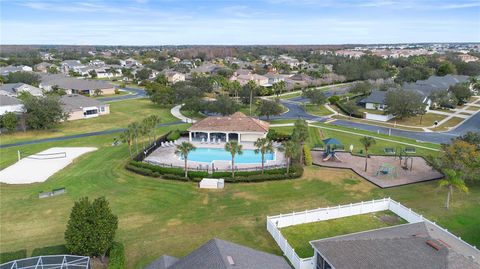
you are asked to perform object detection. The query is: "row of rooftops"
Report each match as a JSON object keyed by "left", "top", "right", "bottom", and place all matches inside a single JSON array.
[{"left": 360, "top": 75, "right": 470, "bottom": 105}]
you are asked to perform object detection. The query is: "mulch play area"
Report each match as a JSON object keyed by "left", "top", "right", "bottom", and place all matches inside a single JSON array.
[{"left": 311, "top": 151, "right": 443, "bottom": 188}]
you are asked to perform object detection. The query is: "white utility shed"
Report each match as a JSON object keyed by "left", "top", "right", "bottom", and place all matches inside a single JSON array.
[{"left": 199, "top": 178, "right": 225, "bottom": 189}]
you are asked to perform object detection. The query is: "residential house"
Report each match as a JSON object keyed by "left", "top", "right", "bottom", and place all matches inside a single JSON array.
[
  {"left": 0, "top": 96, "right": 24, "bottom": 115},
  {"left": 458, "top": 54, "right": 479, "bottom": 63},
  {"left": 39, "top": 52, "right": 54, "bottom": 61},
  {"left": 0, "top": 83, "right": 43, "bottom": 97},
  {"left": 403, "top": 74, "right": 470, "bottom": 107},
  {"left": 120, "top": 58, "right": 141, "bottom": 67},
  {"left": 60, "top": 94, "right": 110, "bottom": 121},
  {"left": 164, "top": 71, "right": 186, "bottom": 83},
  {"left": 39, "top": 74, "right": 117, "bottom": 95},
  {"left": 179, "top": 59, "right": 195, "bottom": 69},
  {"left": 264, "top": 73, "right": 285, "bottom": 85},
  {"left": 234, "top": 74, "right": 269, "bottom": 86},
  {"left": 278, "top": 55, "right": 300, "bottom": 68},
  {"left": 34, "top": 62, "right": 57, "bottom": 73},
  {"left": 234, "top": 69, "right": 253, "bottom": 76},
  {"left": 311, "top": 222, "right": 480, "bottom": 269},
  {"left": 60, "top": 60, "right": 86, "bottom": 74},
  {"left": 0, "top": 65, "right": 33, "bottom": 76},
  {"left": 359, "top": 90, "right": 388, "bottom": 110},
  {"left": 144, "top": 238, "right": 291, "bottom": 269},
  {"left": 335, "top": 50, "right": 365, "bottom": 58},
  {"left": 190, "top": 63, "right": 220, "bottom": 75}
]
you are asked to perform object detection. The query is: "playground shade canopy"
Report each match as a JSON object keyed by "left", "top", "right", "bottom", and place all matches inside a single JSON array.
[
  {"left": 0, "top": 147, "right": 97, "bottom": 184},
  {"left": 322, "top": 138, "right": 342, "bottom": 146}
]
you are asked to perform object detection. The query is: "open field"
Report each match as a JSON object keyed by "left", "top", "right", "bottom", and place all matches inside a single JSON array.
[
  {"left": 0, "top": 99, "right": 177, "bottom": 145},
  {"left": 281, "top": 211, "right": 406, "bottom": 257},
  {"left": 1, "top": 125, "right": 478, "bottom": 269},
  {"left": 305, "top": 104, "right": 334, "bottom": 116}
]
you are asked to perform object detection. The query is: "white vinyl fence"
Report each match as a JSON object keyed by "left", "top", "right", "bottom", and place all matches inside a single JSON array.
[
  {"left": 364, "top": 112, "right": 394, "bottom": 122},
  {"left": 266, "top": 197, "right": 478, "bottom": 269}
]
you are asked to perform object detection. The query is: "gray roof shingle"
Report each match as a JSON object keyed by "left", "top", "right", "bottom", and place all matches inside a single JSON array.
[
  {"left": 144, "top": 238, "right": 291, "bottom": 269},
  {"left": 311, "top": 222, "right": 480, "bottom": 269},
  {"left": 359, "top": 90, "right": 387, "bottom": 104},
  {"left": 0, "top": 95, "right": 22, "bottom": 106},
  {"left": 60, "top": 94, "right": 107, "bottom": 112}
]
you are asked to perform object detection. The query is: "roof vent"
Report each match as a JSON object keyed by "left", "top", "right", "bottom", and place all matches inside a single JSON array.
[
  {"left": 426, "top": 240, "right": 441, "bottom": 251},
  {"left": 227, "top": 255, "right": 235, "bottom": 266}
]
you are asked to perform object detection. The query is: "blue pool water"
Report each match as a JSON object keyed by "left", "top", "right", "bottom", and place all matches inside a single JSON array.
[{"left": 180, "top": 147, "right": 274, "bottom": 163}]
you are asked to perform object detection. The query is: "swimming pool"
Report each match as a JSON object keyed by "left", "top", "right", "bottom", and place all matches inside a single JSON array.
[{"left": 180, "top": 147, "right": 275, "bottom": 164}]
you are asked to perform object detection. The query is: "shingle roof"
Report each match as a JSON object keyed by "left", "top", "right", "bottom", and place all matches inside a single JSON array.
[
  {"left": 311, "top": 222, "right": 480, "bottom": 269},
  {"left": 60, "top": 94, "right": 107, "bottom": 112},
  {"left": 403, "top": 75, "right": 470, "bottom": 97},
  {"left": 188, "top": 112, "right": 269, "bottom": 133},
  {"left": 145, "top": 238, "right": 291, "bottom": 269},
  {"left": 40, "top": 74, "right": 114, "bottom": 91},
  {"left": 0, "top": 95, "right": 22, "bottom": 106},
  {"left": 0, "top": 83, "right": 43, "bottom": 96},
  {"left": 144, "top": 255, "right": 179, "bottom": 269},
  {"left": 359, "top": 90, "right": 387, "bottom": 104}
]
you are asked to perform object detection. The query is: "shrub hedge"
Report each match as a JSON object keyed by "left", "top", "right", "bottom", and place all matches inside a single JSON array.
[
  {"left": 335, "top": 101, "right": 364, "bottom": 118},
  {"left": 31, "top": 245, "right": 68, "bottom": 256},
  {"left": 166, "top": 130, "right": 181, "bottom": 141},
  {"left": 108, "top": 242, "right": 125, "bottom": 269},
  {"left": 0, "top": 249, "right": 27, "bottom": 263},
  {"left": 266, "top": 129, "right": 291, "bottom": 141},
  {"left": 303, "top": 144, "right": 312, "bottom": 166},
  {"left": 126, "top": 161, "right": 303, "bottom": 183}
]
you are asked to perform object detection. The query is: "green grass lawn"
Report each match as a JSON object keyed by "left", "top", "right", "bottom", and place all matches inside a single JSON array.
[
  {"left": 1, "top": 125, "right": 478, "bottom": 268},
  {"left": 466, "top": 106, "right": 480, "bottom": 111},
  {"left": 277, "top": 91, "right": 302, "bottom": 100},
  {"left": 281, "top": 211, "right": 407, "bottom": 258},
  {"left": 305, "top": 104, "right": 334, "bottom": 117},
  {"left": 433, "top": 117, "right": 465, "bottom": 131},
  {"left": 0, "top": 99, "right": 177, "bottom": 145},
  {"left": 273, "top": 125, "right": 441, "bottom": 157},
  {"left": 389, "top": 113, "right": 447, "bottom": 127}
]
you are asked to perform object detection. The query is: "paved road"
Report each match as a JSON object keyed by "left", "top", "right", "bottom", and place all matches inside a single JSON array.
[
  {"left": 265, "top": 99, "right": 479, "bottom": 144},
  {"left": 98, "top": 87, "right": 147, "bottom": 102},
  {"left": 0, "top": 121, "right": 183, "bottom": 149}
]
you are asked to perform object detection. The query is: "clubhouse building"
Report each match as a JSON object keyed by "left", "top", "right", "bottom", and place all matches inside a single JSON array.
[{"left": 187, "top": 112, "right": 269, "bottom": 143}]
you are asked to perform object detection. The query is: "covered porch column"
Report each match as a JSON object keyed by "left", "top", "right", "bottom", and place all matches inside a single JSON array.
[
  {"left": 189, "top": 132, "right": 192, "bottom": 142},
  {"left": 225, "top": 132, "right": 229, "bottom": 142},
  {"left": 207, "top": 132, "right": 210, "bottom": 142}
]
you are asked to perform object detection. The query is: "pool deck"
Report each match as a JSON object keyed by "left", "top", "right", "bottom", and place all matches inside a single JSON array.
[{"left": 144, "top": 138, "right": 286, "bottom": 171}]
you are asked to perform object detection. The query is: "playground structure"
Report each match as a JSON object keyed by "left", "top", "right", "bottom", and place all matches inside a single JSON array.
[
  {"left": 395, "top": 147, "right": 416, "bottom": 171},
  {"left": 321, "top": 138, "right": 343, "bottom": 162},
  {"left": 375, "top": 163, "right": 398, "bottom": 179},
  {"left": 311, "top": 150, "right": 443, "bottom": 188}
]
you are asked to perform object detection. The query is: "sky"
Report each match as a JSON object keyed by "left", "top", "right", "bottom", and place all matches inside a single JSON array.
[{"left": 1, "top": 0, "right": 479, "bottom": 45}]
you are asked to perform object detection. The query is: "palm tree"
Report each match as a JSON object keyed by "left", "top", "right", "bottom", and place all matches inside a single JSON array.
[
  {"left": 439, "top": 169, "right": 468, "bottom": 209},
  {"left": 128, "top": 122, "right": 140, "bottom": 154},
  {"left": 149, "top": 115, "right": 161, "bottom": 142},
  {"left": 359, "top": 136, "right": 376, "bottom": 171},
  {"left": 175, "top": 142, "right": 196, "bottom": 178},
  {"left": 120, "top": 128, "right": 134, "bottom": 159},
  {"left": 254, "top": 138, "right": 274, "bottom": 174},
  {"left": 225, "top": 141, "right": 243, "bottom": 178},
  {"left": 278, "top": 140, "right": 297, "bottom": 175},
  {"left": 246, "top": 80, "right": 257, "bottom": 116},
  {"left": 292, "top": 119, "right": 309, "bottom": 164},
  {"left": 142, "top": 117, "right": 153, "bottom": 144},
  {"left": 277, "top": 80, "right": 286, "bottom": 95}
]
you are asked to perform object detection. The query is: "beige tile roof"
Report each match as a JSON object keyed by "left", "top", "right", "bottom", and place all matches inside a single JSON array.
[{"left": 188, "top": 112, "right": 269, "bottom": 133}]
